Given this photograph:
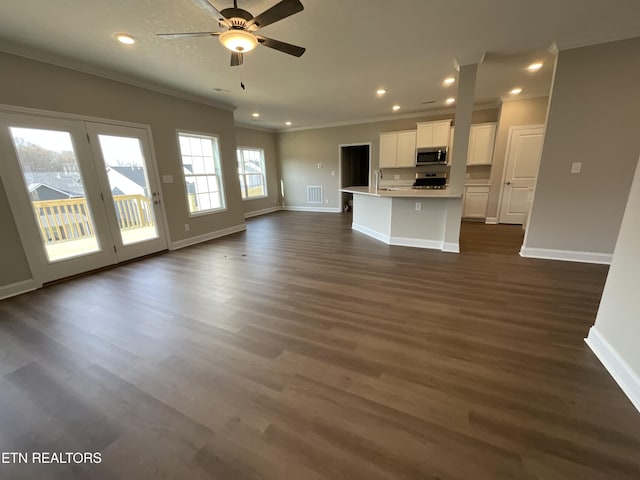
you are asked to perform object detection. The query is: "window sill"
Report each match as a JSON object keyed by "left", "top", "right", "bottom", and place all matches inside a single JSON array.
[
  {"left": 242, "top": 195, "right": 268, "bottom": 202},
  {"left": 188, "top": 207, "right": 228, "bottom": 217}
]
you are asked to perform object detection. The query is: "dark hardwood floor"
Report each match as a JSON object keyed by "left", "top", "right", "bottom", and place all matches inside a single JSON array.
[{"left": 1, "top": 212, "right": 639, "bottom": 479}]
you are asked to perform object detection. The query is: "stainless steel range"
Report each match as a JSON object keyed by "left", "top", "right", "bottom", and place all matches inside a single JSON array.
[{"left": 413, "top": 172, "right": 447, "bottom": 189}]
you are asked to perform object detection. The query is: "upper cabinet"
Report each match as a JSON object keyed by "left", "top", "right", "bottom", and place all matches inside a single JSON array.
[
  {"left": 467, "top": 123, "right": 496, "bottom": 166},
  {"left": 379, "top": 130, "right": 416, "bottom": 168},
  {"left": 449, "top": 123, "right": 497, "bottom": 166},
  {"left": 416, "top": 120, "right": 452, "bottom": 149}
]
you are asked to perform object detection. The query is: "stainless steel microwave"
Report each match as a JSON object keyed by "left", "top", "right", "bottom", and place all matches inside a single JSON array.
[{"left": 416, "top": 147, "right": 447, "bottom": 166}]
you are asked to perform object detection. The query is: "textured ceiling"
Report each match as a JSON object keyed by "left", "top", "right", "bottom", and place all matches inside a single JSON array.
[{"left": 1, "top": 0, "right": 639, "bottom": 130}]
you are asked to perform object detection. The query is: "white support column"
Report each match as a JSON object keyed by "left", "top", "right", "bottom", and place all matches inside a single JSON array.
[{"left": 443, "top": 56, "right": 482, "bottom": 252}]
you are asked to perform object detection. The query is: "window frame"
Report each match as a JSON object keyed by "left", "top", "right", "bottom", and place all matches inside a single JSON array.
[
  {"left": 176, "top": 130, "right": 227, "bottom": 217},
  {"left": 237, "top": 146, "right": 268, "bottom": 201}
]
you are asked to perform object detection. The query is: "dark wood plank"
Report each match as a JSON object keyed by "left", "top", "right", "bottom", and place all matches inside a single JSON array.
[{"left": 0, "top": 212, "right": 639, "bottom": 479}]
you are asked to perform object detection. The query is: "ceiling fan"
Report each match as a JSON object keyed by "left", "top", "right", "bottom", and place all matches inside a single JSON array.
[{"left": 157, "top": 0, "right": 306, "bottom": 66}]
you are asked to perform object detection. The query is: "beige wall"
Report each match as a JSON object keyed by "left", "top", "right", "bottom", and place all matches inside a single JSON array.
[
  {"left": 589, "top": 156, "right": 640, "bottom": 403},
  {"left": 525, "top": 37, "right": 640, "bottom": 254},
  {"left": 235, "top": 127, "right": 282, "bottom": 215},
  {"left": 0, "top": 51, "right": 246, "bottom": 288},
  {"left": 278, "top": 109, "right": 498, "bottom": 209},
  {"left": 487, "top": 96, "right": 550, "bottom": 220}
]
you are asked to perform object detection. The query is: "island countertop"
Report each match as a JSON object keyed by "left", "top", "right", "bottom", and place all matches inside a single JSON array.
[{"left": 340, "top": 186, "right": 462, "bottom": 198}]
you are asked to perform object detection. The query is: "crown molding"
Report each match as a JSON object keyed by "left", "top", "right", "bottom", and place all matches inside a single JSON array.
[
  {"left": 234, "top": 122, "right": 277, "bottom": 133},
  {"left": 276, "top": 102, "right": 499, "bottom": 133},
  {"left": 0, "top": 41, "right": 237, "bottom": 112},
  {"left": 553, "top": 29, "right": 640, "bottom": 52},
  {"left": 499, "top": 94, "right": 550, "bottom": 103},
  {"left": 453, "top": 52, "right": 486, "bottom": 71}
]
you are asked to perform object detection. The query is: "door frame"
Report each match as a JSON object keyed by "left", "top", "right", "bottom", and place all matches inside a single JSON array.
[
  {"left": 338, "top": 143, "right": 371, "bottom": 208},
  {"left": 0, "top": 104, "right": 170, "bottom": 285},
  {"left": 495, "top": 124, "right": 545, "bottom": 225},
  {"left": 86, "top": 122, "right": 168, "bottom": 262}
]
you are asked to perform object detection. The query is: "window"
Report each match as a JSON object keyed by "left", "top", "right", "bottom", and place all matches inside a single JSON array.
[
  {"left": 237, "top": 148, "right": 267, "bottom": 199},
  {"left": 178, "top": 132, "right": 225, "bottom": 215}
]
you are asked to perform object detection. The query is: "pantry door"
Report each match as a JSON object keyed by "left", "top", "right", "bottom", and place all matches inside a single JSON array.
[
  {"left": 0, "top": 111, "right": 116, "bottom": 283},
  {"left": 85, "top": 122, "right": 168, "bottom": 262}
]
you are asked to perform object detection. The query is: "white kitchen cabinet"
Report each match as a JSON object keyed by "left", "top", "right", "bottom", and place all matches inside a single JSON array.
[
  {"left": 379, "top": 133, "right": 398, "bottom": 168},
  {"left": 379, "top": 130, "right": 416, "bottom": 168},
  {"left": 396, "top": 131, "right": 417, "bottom": 167},
  {"left": 448, "top": 124, "right": 496, "bottom": 166},
  {"left": 463, "top": 186, "right": 490, "bottom": 218},
  {"left": 416, "top": 120, "right": 451, "bottom": 148},
  {"left": 467, "top": 123, "right": 496, "bottom": 165}
]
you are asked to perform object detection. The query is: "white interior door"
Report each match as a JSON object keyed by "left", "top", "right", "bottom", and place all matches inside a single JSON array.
[
  {"left": 0, "top": 111, "right": 116, "bottom": 283},
  {"left": 498, "top": 125, "right": 545, "bottom": 224},
  {"left": 85, "top": 122, "right": 167, "bottom": 262}
]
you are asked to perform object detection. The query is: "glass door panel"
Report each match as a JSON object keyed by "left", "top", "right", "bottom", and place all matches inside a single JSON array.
[
  {"left": 95, "top": 134, "right": 159, "bottom": 245},
  {"left": 86, "top": 122, "right": 167, "bottom": 262},
  {"left": 0, "top": 111, "right": 116, "bottom": 284},
  {"left": 8, "top": 127, "right": 101, "bottom": 262}
]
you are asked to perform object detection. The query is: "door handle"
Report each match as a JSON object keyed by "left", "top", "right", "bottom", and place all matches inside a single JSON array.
[{"left": 506, "top": 182, "right": 512, "bottom": 185}]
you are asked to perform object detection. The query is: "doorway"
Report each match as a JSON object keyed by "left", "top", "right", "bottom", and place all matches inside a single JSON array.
[
  {"left": 339, "top": 143, "right": 370, "bottom": 212},
  {"left": 0, "top": 110, "right": 168, "bottom": 284},
  {"left": 498, "top": 125, "right": 545, "bottom": 225}
]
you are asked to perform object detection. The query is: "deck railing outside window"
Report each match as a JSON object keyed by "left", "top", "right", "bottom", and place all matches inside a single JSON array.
[{"left": 32, "top": 194, "right": 154, "bottom": 244}]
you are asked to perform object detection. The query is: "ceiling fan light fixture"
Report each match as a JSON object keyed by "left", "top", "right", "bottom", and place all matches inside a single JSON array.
[{"left": 219, "top": 29, "right": 258, "bottom": 53}]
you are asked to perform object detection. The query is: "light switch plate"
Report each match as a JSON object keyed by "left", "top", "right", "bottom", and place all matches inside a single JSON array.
[{"left": 570, "top": 162, "right": 582, "bottom": 174}]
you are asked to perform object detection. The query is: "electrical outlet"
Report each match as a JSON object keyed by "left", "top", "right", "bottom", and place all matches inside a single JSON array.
[
  {"left": 415, "top": 202, "right": 421, "bottom": 211},
  {"left": 184, "top": 223, "right": 190, "bottom": 231},
  {"left": 331, "top": 170, "right": 336, "bottom": 176},
  {"left": 325, "top": 199, "right": 329, "bottom": 204},
  {"left": 394, "top": 175, "right": 400, "bottom": 180}
]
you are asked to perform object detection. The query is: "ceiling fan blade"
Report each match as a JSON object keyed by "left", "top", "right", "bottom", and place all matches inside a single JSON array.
[
  {"left": 255, "top": 35, "right": 305, "bottom": 57},
  {"left": 230, "top": 52, "right": 244, "bottom": 67},
  {"left": 191, "top": 0, "right": 230, "bottom": 27},
  {"left": 157, "top": 32, "right": 221, "bottom": 39},
  {"left": 246, "top": 0, "right": 304, "bottom": 29}
]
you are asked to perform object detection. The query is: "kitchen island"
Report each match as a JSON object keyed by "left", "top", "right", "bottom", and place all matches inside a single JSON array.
[{"left": 340, "top": 186, "right": 463, "bottom": 252}]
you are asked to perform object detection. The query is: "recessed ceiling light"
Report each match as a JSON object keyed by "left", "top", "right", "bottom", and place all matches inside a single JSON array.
[
  {"left": 115, "top": 33, "right": 135, "bottom": 45},
  {"left": 376, "top": 88, "right": 387, "bottom": 96},
  {"left": 445, "top": 97, "right": 456, "bottom": 105},
  {"left": 252, "top": 112, "right": 260, "bottom": 118},
  {"left": 392, "top": 105, "right": 400, "bottom": 111},
  {"left": 510, "top": 88, "right": 523, "bottom": 95},
  {"left": 527, "top": 62, "right": 543, "bottom": 72},
  {"left": 443, "top": 77, "right": 455, "bottom": 86},
  {"left": 285, "top": 121, "right": 292, "bottom": 126}
]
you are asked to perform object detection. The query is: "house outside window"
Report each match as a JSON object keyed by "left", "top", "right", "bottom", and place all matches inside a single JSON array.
[
  {"left": 237, "top": 148, "right": 267, "bottom": 199},
  {"left": 177, "top": 132, "right": 226, "bottom": 215}
]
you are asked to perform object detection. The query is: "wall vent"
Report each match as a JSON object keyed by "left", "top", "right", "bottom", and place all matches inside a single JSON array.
[{"left": 307, "top": 185, "right": 323, "bottom": 204}]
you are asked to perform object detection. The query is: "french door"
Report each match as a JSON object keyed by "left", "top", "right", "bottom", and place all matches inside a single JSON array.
[{"left": 0, "top": 110, "right": 167, "bottom": 284}]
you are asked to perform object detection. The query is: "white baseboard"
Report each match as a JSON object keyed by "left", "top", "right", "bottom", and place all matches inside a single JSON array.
[
  {"left": 352, "top": 223, "right": 391, "bottom": 244},
  {"left": 520, "top": 246, "right": 612, "bottom": 265},
  {"left": 244, "top": 206, "right": 282, "bottom": 219},
  {"left": 352, "top": 223, "right": 457, "bottom": 252},
  {"left": 442, "top": 242, "right": 460, "bottom": 253},
  {"left": 169, "top": 224, "right": 246, "bottom": 250},
  {"left": 390, "top": 236, "right": 444, "bottom": 250},
  {"left": 485, "top": 217, "right": 498, "bottom": 225},
  {"left": 283, "top": 206, "right": 342, "bottom": 213},
  {"left": 585, "top": 327, "right": 640, "bottom": 414},
  {"left": 0, "top": 279, "right": 41, "bottom": 300}
]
